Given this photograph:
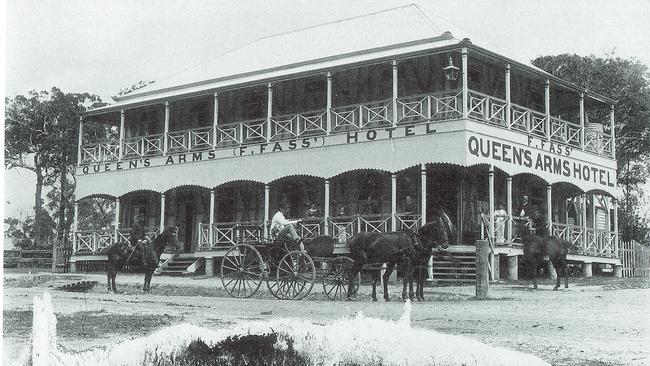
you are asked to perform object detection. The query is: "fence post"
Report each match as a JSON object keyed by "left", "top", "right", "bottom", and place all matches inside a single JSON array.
[{"left": 475, "top": 240, "right": 490, "bottom": 299}]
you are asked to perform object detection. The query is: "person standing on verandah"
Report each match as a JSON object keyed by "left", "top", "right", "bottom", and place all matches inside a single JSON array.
[
  {"left": 494, "top": 203, "right": 508, "bottom": 243},
  {"left": 270, "top": 205, "right": 304, "bottom": 252}
]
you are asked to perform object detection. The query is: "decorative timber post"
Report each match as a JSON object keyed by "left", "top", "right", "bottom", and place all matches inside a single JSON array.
[
  {"left": 461, "top": 48, "right": 468, "bottom": 119},
  {"left": 163, "top": 101, "right": 170, "bottom": 155},
  {"left": 119, "top": 109, "right": 125, "bottom": 160},
  {"left": 77, "top": 117, "right": 84, "bottom": 165},
  {"left": 391, "top": 173, "right": 397, "bottom": 231},
  {"left": 505, "top": 64, "right": 511, "bottom": 128},
  {"left": 264, "top": 185, "right": 270, "bottom": 238},
  {"left": 324, "top": 180, "right": 330, "bottom": 235},
  {"left": 392, "top": 60, "right": 398, "bottom": 127},
  {"left": 326, "top": 72, "right": 332, "bottom": 134},
  {"left": 266, "top": 83, "right": 273, "bottom": 142},
  {"left": 213, "top": 92, "right": 219, "bottom": 148},
  {"left": 209, "top": 189, "right": 215, "bottom": 247}
]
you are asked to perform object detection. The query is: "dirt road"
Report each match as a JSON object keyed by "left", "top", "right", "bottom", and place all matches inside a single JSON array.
[{"left": 3, "top": 272, "right": 649, "bottom": 365}]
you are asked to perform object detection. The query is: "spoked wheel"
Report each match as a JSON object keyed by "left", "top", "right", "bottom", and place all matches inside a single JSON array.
[
  {"left": 220, "top": 244, "right": 264, "bottom": 298},
  {"left": 322, "top": 256, "right": 359, "bottom": 301},
  {"left": 265, "top": 246, "right": 288, "bottom": 300},
  {"left": 275, "top": 251, "right": 316, "bottom": 300}
]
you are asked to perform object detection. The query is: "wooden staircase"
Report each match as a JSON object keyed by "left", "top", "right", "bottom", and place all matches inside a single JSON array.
[
  {"left": 430, "top": 246, "right": 477, "bottom": 284},
  {"left": 158, "top": 255, "right": 202, "bottom": 276}
]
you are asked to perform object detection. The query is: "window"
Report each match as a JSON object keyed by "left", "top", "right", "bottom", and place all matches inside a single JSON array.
[{"left": 190, "top": 101, "right": 209, "bottom": 127}]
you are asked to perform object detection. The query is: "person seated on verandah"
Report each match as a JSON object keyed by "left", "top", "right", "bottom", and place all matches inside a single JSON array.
[
  {"left": 270, "top": 205, "right": 305, "bottom": 252},
  {"left": 400, "top": 194, "right": 418, "bottom": 222},
  {"left": 305, "top": 202, "right": 320, "bottom": 218},
  {"left": 358, "top": 195, "right": 379, "bottom": 216}
]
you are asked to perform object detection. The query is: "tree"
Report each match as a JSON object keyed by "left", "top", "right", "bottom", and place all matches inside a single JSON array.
[
  {"left": 532, "top": 54, "right": 650, "bottom": 243},
  {"left": 4, "top": 88, "right": 108, "bottom": 250}
]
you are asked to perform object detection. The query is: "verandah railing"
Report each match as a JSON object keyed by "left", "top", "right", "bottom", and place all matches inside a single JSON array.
[
  {"left": 80, "top": 90, "right": 614, "bottom": 163},
  {"left": 73, "top": 227, "right": 158, "bottom": 254},
  {"left": 196, "top": 214, "right": 420, "bottom": 250}
]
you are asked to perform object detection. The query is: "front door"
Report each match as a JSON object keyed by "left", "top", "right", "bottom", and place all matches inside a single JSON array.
[{"left": 182, "top": 203, "right": 194, "bottom": 252}]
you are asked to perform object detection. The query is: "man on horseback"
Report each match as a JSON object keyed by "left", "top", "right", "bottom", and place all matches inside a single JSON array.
[
  {"left": 270, "top": 205, "right": 305, "bottom": 252},
  {"left": 130, "top": 213, "right": 150, "bottom": 266}
]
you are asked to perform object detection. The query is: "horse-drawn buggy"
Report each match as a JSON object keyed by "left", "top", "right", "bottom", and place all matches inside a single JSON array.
[
  {"left": 219, "top": 210, "right": 454, "bottom": 302},
  {"left": 220, "top": 231, "right": 360, "bottom": 300}
]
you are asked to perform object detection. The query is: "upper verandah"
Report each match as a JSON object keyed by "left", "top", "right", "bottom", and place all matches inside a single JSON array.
[{"left": 84, "top": 4, "right": 615, "bottom": 115}]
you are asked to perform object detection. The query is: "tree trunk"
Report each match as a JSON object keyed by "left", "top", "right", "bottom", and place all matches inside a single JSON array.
[
  {"left": 33, "top": 154, "right": 47, "bottom": 247},
  {"left": 53, "top": 162, "right": 69, "bottom": 273}
]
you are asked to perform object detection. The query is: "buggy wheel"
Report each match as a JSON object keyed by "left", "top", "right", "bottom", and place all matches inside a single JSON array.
[
  {"left": 275, "top": 251, "right": 315, "bottom": 300},
  {"left": 266, "top": 246, "right": 289, "bottom": 300},
  {"left": 220, "top": 244, "right": 263, "bottom": 298},
  {"left": 322, "top": 256, "right": 359, "bottom": 300}
]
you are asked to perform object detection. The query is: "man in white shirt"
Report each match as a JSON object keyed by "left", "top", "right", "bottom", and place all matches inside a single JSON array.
[{"left": 270, "top": 206, "right": 304, "bottom": 251}]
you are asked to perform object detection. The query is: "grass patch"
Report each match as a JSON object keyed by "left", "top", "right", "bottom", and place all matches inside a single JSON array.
[
  {"left": 3, "top": 310, "right": 178, "bottom": 339},
  {"left": 3, "top": 274, "right": 84, "bottom": 288},
  {"left": 142, "top": 333, "right": 310, "bottom": 366}
]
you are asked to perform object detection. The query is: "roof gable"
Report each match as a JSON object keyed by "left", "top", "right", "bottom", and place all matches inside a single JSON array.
[{"left": 117, "top": 4, "right": 449, "bottom": 100}]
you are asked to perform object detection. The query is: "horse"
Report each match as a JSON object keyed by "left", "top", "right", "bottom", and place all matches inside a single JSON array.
[
  {"left": 518, "top": 220, "right": 570, "bottom": 290},
  {"left": 408, "top": 210, "right": 455, "bottom": 301},
  {"left": 103, "top": 227, "right": 180, "bottom": 293},
  {"left": 346, "top": 216, "right": 452, "bottom": 302}
]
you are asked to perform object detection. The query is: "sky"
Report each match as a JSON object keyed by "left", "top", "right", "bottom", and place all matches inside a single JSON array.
[{"left": 3, "top": 0, "right": 650, "bottom": 226}]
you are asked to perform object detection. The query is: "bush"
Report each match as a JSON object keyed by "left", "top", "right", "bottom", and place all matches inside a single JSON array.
[{"left": 143, "top": 333, "right": 310, "bottom": 366}]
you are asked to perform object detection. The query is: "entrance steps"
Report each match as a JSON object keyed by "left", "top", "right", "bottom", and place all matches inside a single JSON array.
[
  {"left": 158, "top": 254, "right": 202, "bottom": 276},
  {"left": 429, "top": 246, "right": 477, "bottom": 284}
]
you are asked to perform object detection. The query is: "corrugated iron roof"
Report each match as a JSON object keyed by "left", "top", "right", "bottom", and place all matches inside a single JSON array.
[{"left": 86, "top": 4, "right": 614, "bottom": 115}]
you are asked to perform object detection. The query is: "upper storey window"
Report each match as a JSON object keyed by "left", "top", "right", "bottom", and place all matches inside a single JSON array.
[
  {"left": 242, "top": 90, "right": 265, "bottom": 120},
  {"left": 190, "top": 101, "right": 209, "bottom": 128}
]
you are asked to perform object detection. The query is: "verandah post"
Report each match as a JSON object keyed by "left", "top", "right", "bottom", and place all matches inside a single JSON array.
[
  {"left": 326, "top": 72, "right": 332, "bottom": 134},
  {"left": 391, "top": 173, "right": 397, "bottom": 231},
  {"left": 324, "top": 180, "right": 330, "bottom": 235},
  {"left": 213, "top": 92, "right": 219, "bottom": 148},
  {"left": 545, "top": 79, "right": 551, "bottom": 141},
  {"left": 506, "top": 175, "right": 513, "bottom": 242},
  {"left": 264, "top": 185, "right": 270, "bottom": 238},
  {"left": 580, "top": 92, "right": 585, "bottom": 151},
  {"left": 546, "top": 185, "right": 553, "bottom": 236},
  {"left": 114, "top": 198, "right": 120, "bottom": 243},
  {"left": 266, "top": 83, "right": 273, "bottom": 142},
  {"left": 392, "top": 60, "right": 398, "bottom": 127},
  {"left": 159, "top": 193, "right": 166, "bottom": 234},
  {"left": 119, "top": 109, "right": 125, "bottom": 160},
  {"left": 163, "top": 101, "right": 170, "bottom": 155},
  {"left": 461, "top": 48, "right": 468, "bottom": 119},
  {"left": 505, "top": 64, "right": 511, "bottom": 128},
  {"left": 77, "top": 117, "right": 84, "bottom": 165},
  {"left": 209, "top": 189, "right": 215, "bottom": 248}
]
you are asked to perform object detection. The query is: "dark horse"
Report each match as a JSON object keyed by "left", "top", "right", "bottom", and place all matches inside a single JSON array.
[
  {"left": 409, "top": 210, "right": 455, "bottom": 301},
  {"left": 346, "top": 213, "right": 452, "bottom": 302},
  {"left": 518, "top": 220, "right": 570, "bottom": 290},
  {"left": 103, "top": 227, "right": 180, "bottom": 293}
]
